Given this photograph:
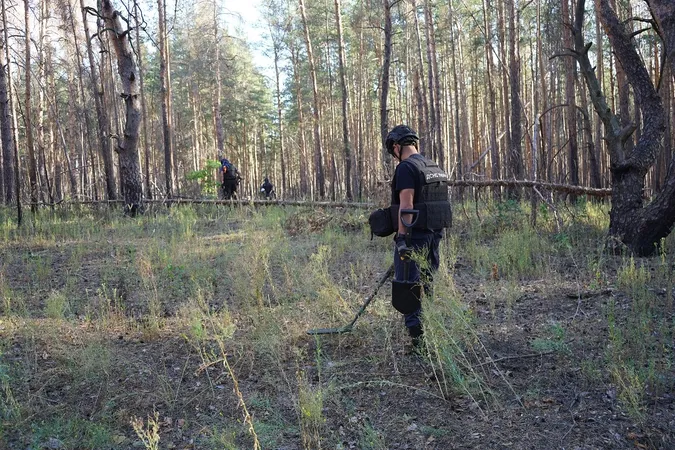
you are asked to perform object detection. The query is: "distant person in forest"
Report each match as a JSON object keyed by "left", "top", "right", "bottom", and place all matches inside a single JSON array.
[
  {"left": 260, "top": 177, "right": 275, "bottom": 199},
  {"left": 385, "top": 125, "right": 452, "bottom": 350},
  {"left": 220, "top": 158, "right": 241, "bottom": 199}
]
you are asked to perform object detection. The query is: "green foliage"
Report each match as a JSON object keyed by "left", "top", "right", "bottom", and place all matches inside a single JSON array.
[
  {"left": 358, "top": 420, "right": 387, "bottom": 450},
  {"left": 186, "top": 160, "right": 223, "bottom": 196},
  {"left": 0, "top": 352, "right": 19, "bottom": 421},
  {"left": 531, "top": 321, "right": 569, "bottom": 354},
  {"left": 605, "top": 257, "right": 674, "bottom": 422},
  {"left": 30, "top": 417, "right": 114, "bottom": 450},
  {"left": 297, "top": 370, "right": 325, "bottom": 450},
  {"left": 67, "top": 341, "right": 112, "bottom": 383},
  {"left": 421, "top": 259, "right": 493, "bottom": 404},
  {"left": 1, "top": 202, "right": 673, "bottom": 448},
  {"left": 45, "top": 290, "right": 71, "bottom": 319}
]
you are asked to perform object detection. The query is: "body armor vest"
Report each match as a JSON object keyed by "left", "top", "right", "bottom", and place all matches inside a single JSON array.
[{"left": 391, "top": 154, "right": 452, "bottom": 230}]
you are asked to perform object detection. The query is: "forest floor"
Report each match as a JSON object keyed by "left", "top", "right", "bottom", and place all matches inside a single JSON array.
[{"left": 0, "top": 201, "right": 673, "bottom": 450}]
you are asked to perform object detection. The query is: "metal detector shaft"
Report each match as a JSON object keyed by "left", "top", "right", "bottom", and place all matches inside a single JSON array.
[{"left": 307, "top": 264, "right": 394, "bottom": 335}]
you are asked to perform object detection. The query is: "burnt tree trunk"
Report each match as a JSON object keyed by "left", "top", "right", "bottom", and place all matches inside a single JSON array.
[
  {"left": 101, "top": 0, "right": 143, "bottom": 215},
  {"left": 573, "top": 0, "right": 673, "bottom": 255}
]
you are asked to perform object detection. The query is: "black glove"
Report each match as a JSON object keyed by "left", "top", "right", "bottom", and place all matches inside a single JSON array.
[{"left": 395, "top": 234, "right": 411, "bottom": 259}]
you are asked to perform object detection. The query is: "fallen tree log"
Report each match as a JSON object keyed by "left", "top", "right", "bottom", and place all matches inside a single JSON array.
[
  {"left": 36, "top": 180, "right": 613, "bottom": 208},
  {"left": 447, "top": 179, "right": 612, "bottom": 197}
]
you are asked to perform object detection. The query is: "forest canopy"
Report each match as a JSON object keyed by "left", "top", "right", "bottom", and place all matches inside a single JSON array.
[{"left": 1, "top": 0, "right": 674, "bottom": 252}]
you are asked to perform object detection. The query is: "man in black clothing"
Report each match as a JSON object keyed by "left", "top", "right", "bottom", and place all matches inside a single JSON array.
[
  {"left": 260, "top": 177, "right": 275, "bottom": 199},
  {"left": 221, "top": 158, "right": 240, "bottom": 199},
  {"left": 386, "top": 125, "right": 452, "bottom": 348}
]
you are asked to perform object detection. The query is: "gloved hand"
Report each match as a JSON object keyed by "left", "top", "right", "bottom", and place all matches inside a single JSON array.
[{"left": 395, "top": 234, "right": 411, "bottom": 260}]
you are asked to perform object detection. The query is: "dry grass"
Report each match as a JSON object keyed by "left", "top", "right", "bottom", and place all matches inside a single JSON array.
[{"left": 0, "top": 202, "right": 672, "bottom": 449}]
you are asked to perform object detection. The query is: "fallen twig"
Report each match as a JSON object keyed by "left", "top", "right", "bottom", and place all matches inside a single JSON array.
[
  {"left": 565, "top": 288, "right": 614, "bottom": 299},
  {"left": 477, "top": 349, "right": 557, "bottom": 367}
]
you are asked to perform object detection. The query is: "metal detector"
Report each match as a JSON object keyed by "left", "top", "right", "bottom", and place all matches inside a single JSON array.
[
  {"left": 391, "top": 209, "right": 423, "bottom": 315},
  {"left": 306, "top": 264, "right": 394, "bottom": 335}
]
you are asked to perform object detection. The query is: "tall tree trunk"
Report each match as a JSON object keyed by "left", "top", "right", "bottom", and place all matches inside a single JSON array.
[
  {"left": 271, "top": 28, "right": 286, "bottom": 198},
  {"left": 0, "top": 0, "right": 14, "bottom": 204},
  {"left": 45, "top": 41, "right": 77, "bottom": 198},
  {"left": 134, "top": 0, "right": 152, "bottom": 199},
  {"left": 64, "top": 0, "right": 90, "bottom": 199},
  {"left": 536, "top": 3, "right": 551, "bottom": 181},
  {"left": 357, "top": 0, "right": 365, "bottom": 199},
  {"left": 594, "top": 0, "right": 604, "bottom": 180},
  {"left": 507, "top": 0, "right": 524, "bottom": 199},
  {"left": 213, "top": 0, "right": 225, "bottom": 160},
  {"left": 498, "top": 0, "right": 512, "bottom": 184},
  {"left": 449, "top": 0, "right": 462, "bottom": 180},
  {"left": 158, "top": 0, "right": 174, "bottom": 198},
  {"left": 410, "top": 0, "right": 430, "bottom": 155},
  {"left": 380, "top": 0, "right": 392, "bottom": 152},
  {"left": 422, "top": 0, "right": 436, "bottom": 160},
  {"left": 24, "top": 0, "right": 38, "bottom": 211},
  {"left": 299, "top": 0, "right": 325, "bottom": 198},
  {"left": 484, "top": 0, "right": 500, "bottom": 199},
  {"left": 81, "top": 0, "right": 113, "bottom": 200},
  {"left": 289, "top": 40, "right": 310, "bottom": 197},
  {"left": 430, "top": 1, "right": 443, "bottom": 170},
  {"left": 102, "top": 0, "right": 143, "bottom": 215},
  {"left": 334, "top": 0, "right": 352, "bottom": 200},
  {"left": 563, "top": 0, "right": 579, "bottom": 199}
]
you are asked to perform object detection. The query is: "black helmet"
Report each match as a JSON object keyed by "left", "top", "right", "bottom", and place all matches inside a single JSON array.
[{"left": 385, "top": 125, "right": 419, "bottom": 156}]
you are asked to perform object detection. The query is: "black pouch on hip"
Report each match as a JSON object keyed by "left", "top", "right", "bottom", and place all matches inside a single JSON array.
[{"left": 368, "top": 207, "right": 396, "bottom": 239}]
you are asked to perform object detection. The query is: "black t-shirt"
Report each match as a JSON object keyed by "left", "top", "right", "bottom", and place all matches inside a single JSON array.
[{"left": 393, "top": 154, "right": 424, "bottom": 203}]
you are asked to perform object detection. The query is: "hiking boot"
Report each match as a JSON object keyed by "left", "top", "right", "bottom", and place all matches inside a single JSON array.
[{"left": 407, "top": 324, "right": 425, "bottom": 355}]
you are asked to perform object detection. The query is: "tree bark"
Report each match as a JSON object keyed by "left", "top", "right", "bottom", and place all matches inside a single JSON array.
[
  {"left": 334, "top": 0, "right": 352, "bottom": 200},
  {"left": 573, "top": 0, "right": 670, "bottom": 255},
  {"left": 410, "top": 0, "right": 430, "bottom": 156},
  {"left": 81, "top": 0, "right": 113, "bottom": 200},
  {"left": 449, "top": 0, "right": 462, "bottom": 180},
  {"left": 213, "top": 0, "right": 225, "bottom": 160},
  {"left": 380, "top": 0, "right": 392, "bottom": 153},
  {"left": 484, "top": 0, "right": 500, "bottom": 199},
  {"left": 498, "top": 0, "right": 512, "bottom": 185},
  {"left": 299, "top": 0, "right": 325, "bottom": 198},
  {"left": 158, "top": 0, "right": 174, "bottom": 198},
  {"left": 134, "top": 0, "right": 152, "bottom": 199},
  {"left": 507, "top": 0, "right": 524, "bottom": 199},
  {"left": 0, "top": 2, "right": 14, "bottom": 204},
  {"left": 101, "top": 0, "right": 143, "bottom": 215},
  {"left": 563, "top": 0, "right": 579, "bottom": 199},
  {"left": 422, "top": 0, "right": 436, "bottom": 160},
  {"left": 427, "top": 0, "right": 444, "bottom": 168},
  {"left": 289, "top": 39, "right": 310, "bottom": 197},
  {"left": 270, "top": 32, "right": 288, "bottom": 198},
  {"left": 24, "top": 0, "right": 38, "bottom": 211}
]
